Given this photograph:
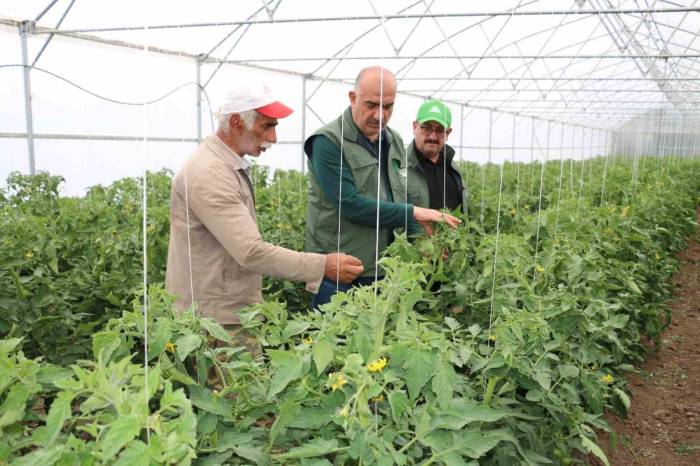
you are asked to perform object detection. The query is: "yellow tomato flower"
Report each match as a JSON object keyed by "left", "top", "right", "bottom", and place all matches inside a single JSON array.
[
  {"left": 165, "top": 342, "right": 176, "bottom": 353},
  {"left": 23, "top": 250, "right": 34, "bottom": 258},
  {"left": 367, "top": 357, "right": 388, "bottom": 373},
  {"left": 620, "top": 206, "right": 630, "bottom": 219},
  {"left": 655, "top": 252, "right": 661, "bottom": 261},
  {"left": 535, "top": 264, "right": 545, "bottom": 273},
  {"left": 509, "top": 207, "right": 517, "bottom": 215},
  {"left": 488, "top": 334, "right": 497, "bottom": 342},
  {"left": 600, "top": 374, "right": 614, "bottom": 384},
  {"left": 302, "top": 336, "right": 313, "bottom": 345},
  {"left": 372, "top": 394, "right": 385, "bottom": 403},
  {"left": 338, "top": 405, "right": 350, "bottom": 417},
  {"left": 328, "top": 372, "right": 348, "bottom": 391}
]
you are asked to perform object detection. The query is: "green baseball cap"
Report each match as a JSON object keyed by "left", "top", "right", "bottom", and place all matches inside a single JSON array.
[{"left": 416, "top": 99, "right": 452, "bottom": 129}]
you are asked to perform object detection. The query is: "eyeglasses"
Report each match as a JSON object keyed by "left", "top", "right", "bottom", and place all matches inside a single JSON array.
[{"left": 419, "top": 124, "right": 446, "bottom": 136}]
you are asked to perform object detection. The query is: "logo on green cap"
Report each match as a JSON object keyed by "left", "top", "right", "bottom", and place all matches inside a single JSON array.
[{"left": 416, "top": 99, "right": 452, "bottom": 129}]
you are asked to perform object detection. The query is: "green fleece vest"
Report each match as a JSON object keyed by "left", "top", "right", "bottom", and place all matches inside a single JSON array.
[
  {"left": 402, "top": 141, "right": 468, "bottom": 215},
  {"left": 304, "top": 108, "right": 408, "bottom": 278}
]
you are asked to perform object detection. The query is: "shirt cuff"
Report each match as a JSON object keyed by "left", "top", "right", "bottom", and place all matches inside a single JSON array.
[{"left": 304, "top": 252, "right": 327, "bottom": 294}]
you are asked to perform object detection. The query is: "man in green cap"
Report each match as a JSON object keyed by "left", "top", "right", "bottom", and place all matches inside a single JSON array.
[
  {"left": 404, "top": 99, "right": 467, "bottom": 214},
  {"left": 304, "top": 67, "right": 461, "bottom": 308}
]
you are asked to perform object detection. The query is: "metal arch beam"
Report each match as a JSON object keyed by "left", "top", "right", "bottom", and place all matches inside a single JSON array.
[
  {"left": 592, "top": 0, "right": 684, "bottom": 108},
  {"left": 41, "top": 6, "right": 700, "bottom": 35},
  {"left": 210, "top": 53, "right": 700, "bottom": 62}
]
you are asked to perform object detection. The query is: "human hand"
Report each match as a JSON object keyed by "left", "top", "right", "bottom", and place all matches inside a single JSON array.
[
  {"left": 324, "top": 253, "right": 364, "bottom": 284},
  {"left": 413, "top": 206, "right": 461, "bottom": 235}
]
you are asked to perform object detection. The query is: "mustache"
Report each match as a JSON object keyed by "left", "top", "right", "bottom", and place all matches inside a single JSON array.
[{"left": 425, "top": 139, "right": 440, "bottom": 144}]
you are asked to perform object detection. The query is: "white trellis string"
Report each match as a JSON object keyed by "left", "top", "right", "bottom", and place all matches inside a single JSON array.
[
  {"left": 600, "top": 129, "right": 610, "bottom": 206},
  {"left": 533, "top": 120, "right": 549, "bottom": 279},
  {"left": 569, "top": 127, "right": 575, "bottom": 199},
  {"left": 576, "top": 128, "right": 586, "bottom": 218},
  {"left": 512, "top": 114, "right": 520, "bottom": 213},
  {"left": 529, "top": 117, "right": 535, "bottom": 197},
  {"left": 373, "top": 61, "right": 385, "bottom": 299},
  {"left": 140, "top": 31, "right": 150, "bottom": 445},
  {"left": 554, "top": 123, "right": 565, "bottom": 237},
  {"left": 336, "top": 110, "right": 345, "bottom": 292},
  {"left": 485, "top": 161, "right": 504, "bottom": 375},
  {"left": 182, "top": 160, "right": 195, "bottom": 318}
]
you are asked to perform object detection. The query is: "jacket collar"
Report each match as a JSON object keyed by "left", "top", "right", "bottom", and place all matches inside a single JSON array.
[
  {"left": 408, "top": 140, "right": 456, "bottom": 165},
  {"left": 342, "top": 106, "right": 393, "bottom": 146},
  {"left": 204, "top": 134, "right": 249, "bottom": 171}
]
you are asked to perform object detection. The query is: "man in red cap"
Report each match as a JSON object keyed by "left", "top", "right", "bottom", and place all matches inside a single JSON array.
[{"left": 166, "top": 82, "right": 363, "bottom": 354}]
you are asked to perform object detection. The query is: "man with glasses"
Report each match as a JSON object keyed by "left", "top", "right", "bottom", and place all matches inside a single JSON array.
[{"left": 404, "top": 99, "right": 467, "bottom": 214}]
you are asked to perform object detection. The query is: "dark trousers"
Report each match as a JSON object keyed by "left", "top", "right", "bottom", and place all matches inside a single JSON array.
[{"left": 312, "top": 276, "right": 381, "bottom": 309}]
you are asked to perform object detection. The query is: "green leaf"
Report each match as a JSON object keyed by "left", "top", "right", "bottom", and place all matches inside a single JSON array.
[
  {"left": 37, "top": 391, "right": 74, "bottom": 447},
  {"left": 288, "top": 405, "right": 334, "bottom": 429},
  {"left": 194, "top": 452, "right": 234, "bottom": 466},
  {"left": 282, "top": 320, "right": 310, "bottom": 340},
  {"left": 604, "top": 314, "right": 629, "bottom": 329},
  {"left": 430, "top": 399, "right": 511, "bottom": 430},
  {"left": 113, "top": 440, "right": 151, "bottom": 466},
  {"left": 276, "top": 438, "right": 339, "bottom": 460},
  {"left": 403, "top": 350, "right": 436, "bottom": 401},
  {"left": 558, "top": 364, "right": 579, "bottom": 379},
  {"left": 92, "top": 331, "right": 121, "bottom": 362},
  {"left": 389, "top": 391, "right": 409, "bottom": 423},
  {"left": 312, "top": 338, "right": 334, "bottom": 374},
  {"left": 102, "top": 413, "right": 143, "bottom": 461},
  {"left": 11, "top": 445, "right": 65, "bottom": 466},
  {"left": 189, "top": 385, "right": 233, "bottom": 419},
  {"left": 580, "top": 436, "right": 609, "bottom": 466},
  {"left": 432, "top": 361, "right": 457, "bottom": 409},
  {"left": 267, "top": 350, "right": 303, "bottom": 399},
  {"left": 534, "top": 371, "right": 551, "bottom": 391},
  {"left": 200, "top": 318, "right": 234, "bottom": 345},
  {"left": 0, "top": 384, "right": 32, "bottom": 428},
  {"left": 232, "top": 445, "right": 269, "bottom": 465},
  {"left": 147, "top": 324, "right": 172, "bottom": 360},
  {"left": 613, "top": 387, "right": 631, "bottom": 414},
  {"left": 270, "top": 398, "right": 300, "bottom": 446},
  {"left": 175, "top": 334, "right": 202, "bottom": 360},
  {"left": 0, "top": 338, "right": 22, "bottom": 354}
]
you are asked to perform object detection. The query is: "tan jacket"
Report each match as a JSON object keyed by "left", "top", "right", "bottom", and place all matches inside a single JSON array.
[{"left": 166, "top": 135, "right": 326, "bottom": 324}]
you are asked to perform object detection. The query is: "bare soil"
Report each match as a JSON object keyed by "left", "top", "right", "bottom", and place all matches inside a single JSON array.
[{"left": 593, "top": 208, "right": 700, "bottom": 465}]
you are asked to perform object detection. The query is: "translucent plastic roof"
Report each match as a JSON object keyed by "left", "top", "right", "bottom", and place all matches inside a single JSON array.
[
  {"left": 3, "top": 0, "right": 699, "bottom": 128},
  {"left": 1, "top": 1, "right": 699, "bottom": 194}
]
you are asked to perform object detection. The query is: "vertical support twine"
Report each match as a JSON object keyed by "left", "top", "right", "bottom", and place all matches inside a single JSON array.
[
  {"left": 512, "top": 114, "right": 519, "bottom": 212},
  {"left": 533, "top": 120, "right": 548, "bottom": 279},
  {"left": 554, "top": 123, "right": 565, "bottom": 237},
  {"left": 141, "top": 30, "right": 151, "bottom": 445},
  {"left": 195, "top": 56, "right": 203, "bottom": 143}
]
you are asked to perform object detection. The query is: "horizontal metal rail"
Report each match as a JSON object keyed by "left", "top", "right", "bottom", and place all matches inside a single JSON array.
[
  {"left": 39, "top": 7, "right": 700, "bottom": 34},
  {"left": 0, "top": 132, "right": 301, "bottom": 144}
]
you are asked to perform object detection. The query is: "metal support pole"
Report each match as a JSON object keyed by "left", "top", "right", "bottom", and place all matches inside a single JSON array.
[
  {"left": 196, "top": 55, "right": 203, "bottom": 143},
  {"left": 301, "top": 75, "right": 307, "bottom": 174},
  {"left": 20, "top": 21, "right": 36, "bottom": 175}
]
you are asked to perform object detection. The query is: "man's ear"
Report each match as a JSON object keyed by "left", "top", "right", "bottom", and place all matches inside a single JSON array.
[
  {"left": 349, "top": 90, "right": 357, "bottom": 106},
  {"left": 229, "top": 113, "right": 242, "bottom": 131},
  {"left": 446, "top": 127, "right": 453, "bottom": 139}
]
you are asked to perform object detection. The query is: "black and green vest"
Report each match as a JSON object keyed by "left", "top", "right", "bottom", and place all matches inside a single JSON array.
[
  {"left": 403, "top": 141, "right": 468, "bottom": 215},
  {"left": 304, "top": 108, "right": 409, "bottom": 277}
]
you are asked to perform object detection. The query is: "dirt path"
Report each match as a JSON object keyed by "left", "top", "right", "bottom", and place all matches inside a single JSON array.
[{"left": 595, "top": 208, "right": 700, "bottom": 465}]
